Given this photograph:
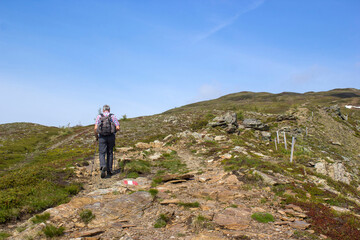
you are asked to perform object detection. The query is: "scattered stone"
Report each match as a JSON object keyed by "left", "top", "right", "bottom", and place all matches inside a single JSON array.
[
  {"left": 331, "top": 206, "right": 351, "bottom": 213},
  {"left": 209, "top": 112, "right": 238, "bottom": 133},
  {"left": 214, "top": 136, "right": 227, "bottom": 141},
  {"left": 253, "top": 170, "right": 278, "bottom": 186},
  {"left": 289, "top": 220, "right": 310, "bottom": 230},
  {"left": 331, "top": 141, "right": 342, "bottom": 146},
  {"left": 163, "top": 134, "right": 173, "bottom": 142},
  {"left": 220, "top": 153, "right": 232, "bottom": 159},
  {"left": 277, "top": 114, "right": 297, "bottom": 121},
  {"left": 260, "top": 131, "right": 271, "bottom": 140},
  {"left": 160, "top": 199, "right": 181, "bottom": 205},
  {"left": 161, "top": 173, "right": 194, "bottom": 182},
  {"left": 149, "top": 152, "right": 162, "bottom": 160},
  {"left": 242, "top": 119, "right": 269, "bottom": 131},
  {"left": 314, "top": 160, "right": 351, "bottom": 184},
  {"left": 135, "top": 142, "right": 151, "bottom": 149},
  {"left": 213, "top": 207, "right": 251, "bottom": 230},
  {"left": 72, "top": 228, "right": 104, "bottom": 238}
]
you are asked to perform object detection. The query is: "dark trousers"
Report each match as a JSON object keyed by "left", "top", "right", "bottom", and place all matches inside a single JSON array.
[{"left": 98, "top": 134, "right": 115, "bottom": 172}]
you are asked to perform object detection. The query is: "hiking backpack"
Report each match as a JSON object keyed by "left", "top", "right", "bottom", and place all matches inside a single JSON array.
[{"left": 97, "top": 113, "right": 116, "bottom": 135}]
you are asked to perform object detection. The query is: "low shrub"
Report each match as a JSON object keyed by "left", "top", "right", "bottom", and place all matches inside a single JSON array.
[
  {"left": 80, "top": 209, "right": 95, "bottom": 224},
  {"left": 31, "top": 212, "right": 50, "bottom": 224},
  {"left": 42, "top": 224, "right": 64, "bottom": 238},
  {"left": 154, "top": 214, "right": 169, "bottom": 228}
]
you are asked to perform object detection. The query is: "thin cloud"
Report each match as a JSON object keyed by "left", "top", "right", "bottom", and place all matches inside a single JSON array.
[{"left": 195, "top": 0, "right": 265, "bottom": 43}]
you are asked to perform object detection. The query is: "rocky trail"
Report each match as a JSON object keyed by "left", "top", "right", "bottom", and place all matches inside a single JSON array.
[{"left": 8, "top": 135, "right": 314, "bottom": 240}]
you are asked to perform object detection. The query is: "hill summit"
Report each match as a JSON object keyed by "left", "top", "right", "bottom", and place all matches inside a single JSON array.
[{"left": 1, "top": 88, "right": 360, "bottom": 239}]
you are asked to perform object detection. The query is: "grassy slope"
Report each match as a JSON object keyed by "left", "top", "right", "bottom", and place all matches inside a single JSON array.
[
  {"left": 0, "top": 123, "right": 94, "bottom": 223},
  {"left": 1, "top": 88, "right": 360, "bottom": 231}
]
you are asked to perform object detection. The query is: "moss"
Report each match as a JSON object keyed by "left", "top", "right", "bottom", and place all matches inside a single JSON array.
[{"left": 251, "top": 212, "right": 274, "bottom": 223}]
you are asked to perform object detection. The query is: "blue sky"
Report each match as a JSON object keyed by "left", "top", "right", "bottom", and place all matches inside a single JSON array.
[{"left": 0, "top": 0, "right": 359, "bottom": 126}]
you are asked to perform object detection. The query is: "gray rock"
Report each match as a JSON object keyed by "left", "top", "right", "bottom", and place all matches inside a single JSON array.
[
  {"left": 213, "top": 207, "right": 251, "bottom": 230},
  {"left": 242, "top": 119, "right": 269, "bottom": 131},
  {"left": 289, "top": 220, "right": 310, "bottom": 230},
  {"left": 277, "top": 114, "right": 297, "bottom": 121},
  {"left": 261, "top": 131, "right": 271, "bottom": 140},
  {"left": 209, "top": 112, "right": 238, "bottom": 133},
  {"left": 315, "top": 161, "right": 351, "bottom": 184}
]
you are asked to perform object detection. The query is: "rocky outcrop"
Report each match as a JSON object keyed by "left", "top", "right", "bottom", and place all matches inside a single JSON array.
[
  {"left": 324, "top": 105, "right": 347, "bottom": 120},
  {"left": 242, "top": 119, "right": 269, "bottom": 131},
  {"left": 314, "top": 160, "right": 352, "bottom": 184},
  {"left": 277, "top": 114, "right": 297, "bottom": 121},
  {"left": 209, "top": 112, "right": 238, "bottom": 133}
]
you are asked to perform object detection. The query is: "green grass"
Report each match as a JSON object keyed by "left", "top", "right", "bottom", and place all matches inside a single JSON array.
[
  {"left": 178, "top": 201, "right": 200, "bottom": 208},
  {"left": 0, "top": 232, "right": 11, "bottom": 240},
  {"left": 154, "top": 151, "right": 187, "bottom": 174},
  {"left": 123, "top": 160, "right": 151, "bottom": 175},
  {"left": 148, "top": 189, "right": 158, "bottom": 198},
  {"left": 80, "top": 209, "right": 95, "bottom": 224},
  {"left": 251, "top": 212, "right": 274, "bottom": 223},
  {"left": 154, "top": 214, "right": 169, "bottom": 228},
  {"left": 31, "top": 212, "right": 50, "bottom": 224},
  {"left": 0, "top": 127, "right": 92, "bottom": 224},
  {"left": 42, "top": 224, "right": 65, "bottom": 238}
]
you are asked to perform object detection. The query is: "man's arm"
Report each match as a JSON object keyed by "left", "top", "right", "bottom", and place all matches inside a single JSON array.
[{"left": 94, "top": 115, "right": 100, "bottom": 141}]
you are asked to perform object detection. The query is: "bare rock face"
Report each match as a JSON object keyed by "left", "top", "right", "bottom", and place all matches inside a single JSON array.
[
  {"left": 314, "top": 161, "right": 352, "bottom": 184},
  {"left": 209, "top": 112, "right": 238, "bottom": 133},
  {"left": 277, "top": 114, "right": 297, "bottom": 121},
  {"left": 213, "top": 206, "right": 251, "bottom": 230},
  {"left": 242, "top": 119, "right": 269, "bottom": 131}
]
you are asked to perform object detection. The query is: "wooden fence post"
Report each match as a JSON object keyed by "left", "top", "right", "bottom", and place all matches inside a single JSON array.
[
  {"left": 283, "top": 132, "right": 287, "bottom": 150},
  {"left": 290, "top": 136, "right": 296, "bottom": 163}
]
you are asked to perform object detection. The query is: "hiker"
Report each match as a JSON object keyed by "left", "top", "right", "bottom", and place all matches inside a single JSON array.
[{"left": 94, "top": 105, "right": 120, "bottom": 178}]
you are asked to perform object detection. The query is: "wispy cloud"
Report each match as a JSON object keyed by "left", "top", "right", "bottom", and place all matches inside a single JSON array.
[{"left": 195, "top": 0, "right": 265, "bottom": 43}]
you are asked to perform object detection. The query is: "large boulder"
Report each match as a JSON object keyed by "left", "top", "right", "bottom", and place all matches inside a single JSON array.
[
  {"left": 242, "top": 119, "right": 269, "bottom": 131},
  {"left": 209, "top": 112, "right": 238, "bottom": 133},
  {"left": 314, "top": 161, "right": 352, "bottom": 184}
]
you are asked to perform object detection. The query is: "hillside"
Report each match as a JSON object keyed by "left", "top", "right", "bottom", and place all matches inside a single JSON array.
[{"left": 1, "top": 88, "right": 360, "bottom": 239}]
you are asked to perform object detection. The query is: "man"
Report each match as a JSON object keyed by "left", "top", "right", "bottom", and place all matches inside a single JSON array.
[{"left": 94, "top": 105, "right": 120, "bottom": 178}]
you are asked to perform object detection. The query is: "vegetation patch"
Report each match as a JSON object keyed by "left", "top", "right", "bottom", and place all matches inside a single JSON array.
[
  {"left": 31, "top": 212, "right": 50, "bottom": 224},
  {"left": 123, "top": 160, "right": 151, "bottom": 175},
  {"left": 192, "top": 215, "right": 213, "bottom": 230},
  {"left": 0, "top": 232, "right": 11, "bottom": 240},
  {"left": 154, "top": 151, "right": 187, "bottom": 174},
  {"left": 178, "top": 201, "right": 200, "bottom": 208},
  {"left": 148, "top": 189, "right": 158, "bottom": 198},
  {"left": 80, "top": 209, "right": 95, "bottom": 224},
  {"left": 154, "top": 214, "right": 170, "bottom": 228},
  {"left": 295, "top": 202, "right": 360, "bottom": 240},
  {"left": 251, "top": 212, "right": 274, "bottom": 223},
  {"left": 42, "top": 224, "right": 65, "bottom": 238}
]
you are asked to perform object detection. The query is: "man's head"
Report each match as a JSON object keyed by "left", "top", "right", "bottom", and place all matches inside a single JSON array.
[{"left": 103, "top": 104, "right": 110, "bottom": 112}]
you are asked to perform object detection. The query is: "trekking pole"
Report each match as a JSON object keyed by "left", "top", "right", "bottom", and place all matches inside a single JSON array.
[
  {"left": 91, "top": 140, "right": 97, "bottom": 176},
  {"left": 113, "top": 147, "right": 116, "bottom": 172}
]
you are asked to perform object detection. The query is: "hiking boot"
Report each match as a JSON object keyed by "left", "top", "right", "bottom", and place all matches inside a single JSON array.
[
  {"left": 100, "top": 167, "right": 107, "bottom": 178},
  {"left": 107, "top": 171, "right": 113, "bottom": 177}
]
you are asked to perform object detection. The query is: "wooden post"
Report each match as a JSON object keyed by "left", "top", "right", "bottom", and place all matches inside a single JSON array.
[
  {"left": 274, "top": 138, "right": 278, "bottom": 151},
  {"left": 283, "top": 132, "right": 287, "bottom": 150},
  {"left": 276, "top": 131, "right": 280, "bottom": 145},
  {"left": 290, "top": 136, "right": 296, "bottom": 163},
  {"left": 306, "top": 127, "right": 308, "bottom": 136}
]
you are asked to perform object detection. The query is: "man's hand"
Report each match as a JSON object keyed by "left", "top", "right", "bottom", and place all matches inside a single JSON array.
[{"left": 95, "top": 135, "right": 99, "bottom": 141}]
